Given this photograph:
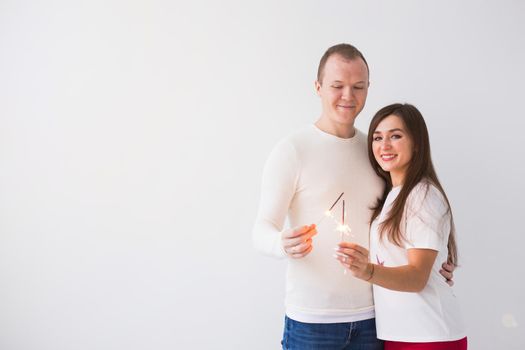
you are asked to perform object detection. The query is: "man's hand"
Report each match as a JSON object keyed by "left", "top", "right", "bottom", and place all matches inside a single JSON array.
[
  {"left": 282, "top": 224, "right": 317, "bottom": 258},
  {"left": 440, "top": 261, "right": 456, "bottom": 286}
]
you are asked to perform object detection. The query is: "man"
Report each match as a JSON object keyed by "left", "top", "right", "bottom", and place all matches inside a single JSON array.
[{"left": 252, "top": 44, "right": 454, "bottom": 349}]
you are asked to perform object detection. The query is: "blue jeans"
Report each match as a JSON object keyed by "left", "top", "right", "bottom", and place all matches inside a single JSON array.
[{"left": 281, "top": 316, "right": 384, "bottom": 350}]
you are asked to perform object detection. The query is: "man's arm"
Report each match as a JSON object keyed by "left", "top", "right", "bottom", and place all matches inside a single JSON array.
[{"left": 252, "top": 139, "right": 316, "bottom": 258}]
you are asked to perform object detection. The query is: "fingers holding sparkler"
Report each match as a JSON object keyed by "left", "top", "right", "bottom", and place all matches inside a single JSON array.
[
  {"left": 288, "top": 240, "right": 314, "bottom": 258},
  {"left": 282, "top": 224, "right": 317, "bottom": 258},
  {"left": 334, "top": 242, "right": 371, "bottom": 279}
]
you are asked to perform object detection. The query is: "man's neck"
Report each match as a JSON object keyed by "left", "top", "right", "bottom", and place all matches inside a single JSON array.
[{"left": 315, "top": 118, "right": 356, "bottom": 139}]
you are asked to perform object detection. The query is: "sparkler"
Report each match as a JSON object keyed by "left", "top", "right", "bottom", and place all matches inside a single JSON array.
[
  {"left": 317, "top": 192, "right": 353, "bottom": 274},
  {"left": 317, "top": 192, "right": 343, "bottom": 225}
]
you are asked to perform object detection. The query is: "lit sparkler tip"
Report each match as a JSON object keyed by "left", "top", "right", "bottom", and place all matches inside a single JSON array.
[{"left": 336, "top": 224, "right": 351, "bottom": 234}]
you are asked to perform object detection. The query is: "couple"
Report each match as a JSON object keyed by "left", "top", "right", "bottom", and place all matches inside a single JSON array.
[{"left": 253, "top": 44, "right": 467, "bottom": 350}]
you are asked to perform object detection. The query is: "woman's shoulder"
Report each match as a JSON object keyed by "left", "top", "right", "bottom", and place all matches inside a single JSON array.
[{"left": 407, "top": 181, "right": 449, "bottom": 216}]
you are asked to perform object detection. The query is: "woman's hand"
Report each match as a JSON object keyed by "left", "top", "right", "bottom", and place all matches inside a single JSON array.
[
  {"left": 336, "top": 243, "right": 438, "bottom": 292},
  {"left": 334, "top": 242, "right": 373, "bottom": 280}
]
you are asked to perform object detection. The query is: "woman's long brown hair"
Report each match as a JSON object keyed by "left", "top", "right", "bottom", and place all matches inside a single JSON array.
[{"left": 367, "top": 103, "right": 458, "bottom": 265}]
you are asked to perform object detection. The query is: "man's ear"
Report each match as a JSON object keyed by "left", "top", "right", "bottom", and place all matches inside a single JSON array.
[{"left": 314, "top": 80, "right": 322, "bottom": 96}]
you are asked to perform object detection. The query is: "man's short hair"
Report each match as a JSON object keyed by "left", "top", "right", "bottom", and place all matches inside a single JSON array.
[{"left": 317, "top": 43, "right": 369, "bottom": 83}]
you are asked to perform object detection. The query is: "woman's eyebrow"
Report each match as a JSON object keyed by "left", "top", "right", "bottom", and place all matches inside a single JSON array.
[{"left": 374, "top": 128, "right": 404, "bottom": 134}]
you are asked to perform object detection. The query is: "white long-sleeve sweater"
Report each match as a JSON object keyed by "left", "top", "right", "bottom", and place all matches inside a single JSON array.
[{"left": 253, "top": 125, "right": 384, "bottom": 323}]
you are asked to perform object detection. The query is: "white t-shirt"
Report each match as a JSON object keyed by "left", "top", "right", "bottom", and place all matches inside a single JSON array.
[
  {"left": 370, "top": 182, "right": 466, "bottom": 342},
  {"left": 253, "top": 125, "right": 384, "bottom": 323}
]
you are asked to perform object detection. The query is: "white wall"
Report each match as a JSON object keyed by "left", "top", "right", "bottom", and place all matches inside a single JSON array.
[{"left": 1, "top": 0, "right": 524, "bottom": 349}]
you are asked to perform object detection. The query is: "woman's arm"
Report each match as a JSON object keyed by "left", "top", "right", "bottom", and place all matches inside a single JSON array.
[{"left": 335, "top": 242, "right": 437, "bottom": 292}]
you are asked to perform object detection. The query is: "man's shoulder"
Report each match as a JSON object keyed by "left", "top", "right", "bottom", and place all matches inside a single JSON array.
[
  {"left": 282, "top": 124, "right": 316, "bottom": 142},
  {"left": 353, "top": 128, "right": 368, "bottom": 143},
  {"left": 270, "top": 125, "right": 315, "bottom": 150}
]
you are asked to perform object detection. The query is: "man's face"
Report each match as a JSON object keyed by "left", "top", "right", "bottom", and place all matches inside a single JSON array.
[{"left": 315, "top": 55, "right": 369, "bottom": 128}]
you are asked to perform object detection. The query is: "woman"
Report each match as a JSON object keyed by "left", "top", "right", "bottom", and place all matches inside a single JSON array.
[{"left": 335, "top": 103, "right": 467, "bottom": 349}]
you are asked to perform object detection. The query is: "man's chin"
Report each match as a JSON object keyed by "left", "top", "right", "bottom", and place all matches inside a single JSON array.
[{"left": 335, "top": 115, "right": 357, "bottom": 126}]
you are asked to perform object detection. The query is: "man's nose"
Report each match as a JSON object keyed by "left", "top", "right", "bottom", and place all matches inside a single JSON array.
[{"left": 341, "top": 87, "right": 354, "bottom": 100}]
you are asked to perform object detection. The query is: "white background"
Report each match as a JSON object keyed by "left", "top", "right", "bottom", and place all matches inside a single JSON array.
[{"left": 1, "top": 0, "right": 524, "bottom": 349}]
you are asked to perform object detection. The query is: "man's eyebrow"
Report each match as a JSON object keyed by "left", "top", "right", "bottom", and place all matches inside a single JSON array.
[{"left": 331, "top": 80, "right": 367, "bottom": 84}]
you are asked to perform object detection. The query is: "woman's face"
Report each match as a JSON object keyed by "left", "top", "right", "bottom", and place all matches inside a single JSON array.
[{"left": 372, "top": 114, "right": 414, "bottom": 186}]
